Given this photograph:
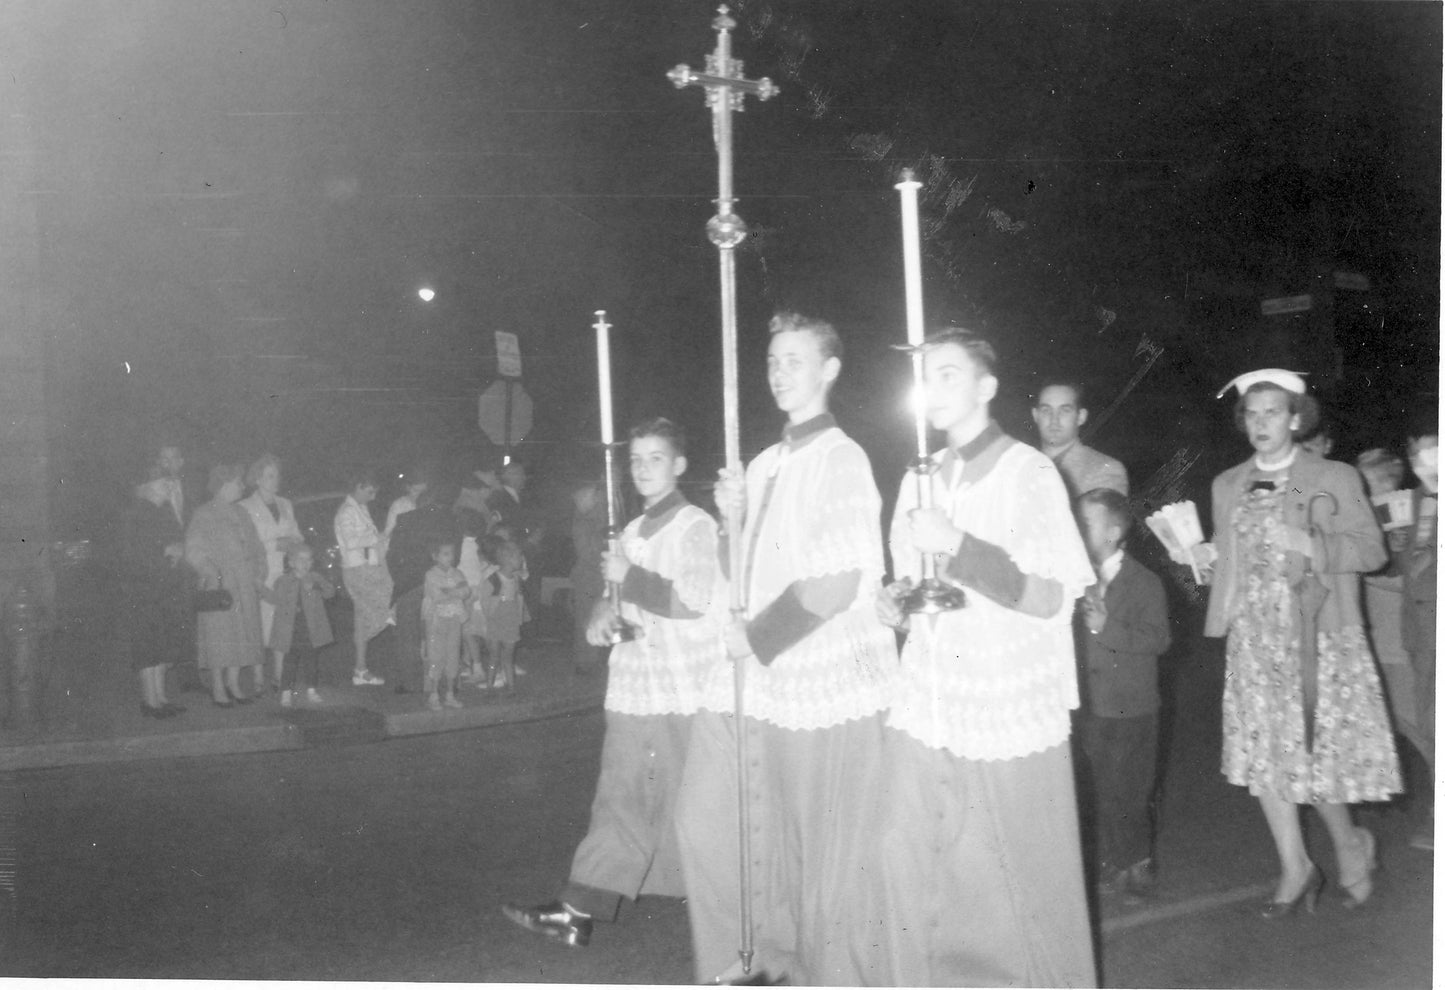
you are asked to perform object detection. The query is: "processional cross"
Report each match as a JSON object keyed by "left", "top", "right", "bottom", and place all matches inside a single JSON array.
[
  {"left": 668, "top": 6, "right": 777, "bottom": 979},
  {"left": 669, "top": 5, "right": 778, "bottom": 583}
]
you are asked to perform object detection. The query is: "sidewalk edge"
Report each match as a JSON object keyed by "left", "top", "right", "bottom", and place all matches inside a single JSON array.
[{"left": 0, "top": 724, "right": 303, "bottom": 772}]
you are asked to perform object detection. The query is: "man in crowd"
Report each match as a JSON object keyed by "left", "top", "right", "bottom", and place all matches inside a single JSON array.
[
  {"left": 1032, "top": 377, "right": 1129, "bottom": 497},
  {"left": 153, "top": 442, "right": 189, "bottom": 527},
  {"left": 152, "top": 440, "right": 200, "bottom": 691}
]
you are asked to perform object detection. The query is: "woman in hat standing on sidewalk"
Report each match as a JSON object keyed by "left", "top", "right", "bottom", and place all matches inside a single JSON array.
[{"left": 1186, "top": 370, "right": 1399, "bottom": 917}]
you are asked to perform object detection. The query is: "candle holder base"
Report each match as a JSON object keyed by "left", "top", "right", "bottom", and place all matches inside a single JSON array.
[
  {"left": 900, "top": 578, "right": 967, "bottom": 615},
  {"left": 606, "top": 619, "right": 639, "bottom": 645}
]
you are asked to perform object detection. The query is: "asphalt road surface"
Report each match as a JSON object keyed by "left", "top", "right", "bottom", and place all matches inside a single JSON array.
[{"left": 0, "top": 643, "right": 1435, "bottom": 986}]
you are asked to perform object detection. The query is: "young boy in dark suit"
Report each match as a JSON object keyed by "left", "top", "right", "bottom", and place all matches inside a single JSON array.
[{"left": 1076, "top": 487, "right": 1172, "bottom": 901}]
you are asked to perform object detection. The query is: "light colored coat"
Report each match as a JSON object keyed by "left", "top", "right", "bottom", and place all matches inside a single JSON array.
[
  {"left": 1204, "top": 449, "right": 1385, "bottom": 639},
  {"left": 263, "top": 572, "right": 336, "bottom": 655},
  {"left": 185, "top": 498, "right": 267, "bottom": 670},
  {"left": 238, "top": 490, "right": 302, "bottom": 643}
]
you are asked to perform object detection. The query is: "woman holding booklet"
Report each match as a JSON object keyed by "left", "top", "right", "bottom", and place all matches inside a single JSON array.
[{"left": 1179, "top": 369, "right": 1398, "bottom": 920}]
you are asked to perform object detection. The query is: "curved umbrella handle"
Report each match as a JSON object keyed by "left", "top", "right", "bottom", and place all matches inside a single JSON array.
[{"left": 1306, "top": 491, "right": 1339, "bottom": 534}]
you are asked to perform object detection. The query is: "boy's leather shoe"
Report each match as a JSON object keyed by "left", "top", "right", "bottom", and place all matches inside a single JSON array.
[{"left": 500, "top": 900, "right": 592, "bottom": 947}]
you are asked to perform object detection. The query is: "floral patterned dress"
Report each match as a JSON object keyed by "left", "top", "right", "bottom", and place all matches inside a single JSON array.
[{"left": 1221, "top": 485, "right": 1401, "bottom": 803}]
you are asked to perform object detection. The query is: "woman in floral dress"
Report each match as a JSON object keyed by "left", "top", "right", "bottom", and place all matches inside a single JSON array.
[{"left": 1192, "top": 370, "right": 1399, "bottom": 917}]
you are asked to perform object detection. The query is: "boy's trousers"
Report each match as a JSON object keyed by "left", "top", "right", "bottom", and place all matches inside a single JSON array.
[{"left": 559, "top": 710, "right": 693, "bottom": 920}]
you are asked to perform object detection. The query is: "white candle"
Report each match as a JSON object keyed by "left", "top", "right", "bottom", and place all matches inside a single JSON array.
[
  {"left": 594, "top": 310, "right": 614, "bottom": 445},
  {"left": 895, "top": 171, "right": 925, "bottom": 346}
]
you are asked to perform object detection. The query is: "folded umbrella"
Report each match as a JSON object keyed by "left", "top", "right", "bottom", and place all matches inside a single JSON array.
[{"left": 1291, "top": 492, "right": 1337, "bottom": 753}]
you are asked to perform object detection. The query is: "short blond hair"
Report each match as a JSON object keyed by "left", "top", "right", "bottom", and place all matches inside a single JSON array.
[{"left": 768, "top": 311, "right": 842, "bottom": 361}]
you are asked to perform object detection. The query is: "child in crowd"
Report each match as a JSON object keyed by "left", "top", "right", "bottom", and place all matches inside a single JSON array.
[
  {"left": 422, "top": 537, "right": 472, "bottom": 711},
  {"left": 492, "top": 524, "right": 530, "bottom": 582},
  {"left": 457, "top": 514, "right": 495, "bottom": 683},
  {"left": 478, "top": 532, "right": 528, "bottom": 691},
  {"left": 492, "top": 522, "right": 530, "bottom": 678},
  {"left": 1074, "top": 487, "right": 1172, "bottom": 903},
  {"left": 263, "top": 544, "right": 336, "bottom": 708}
]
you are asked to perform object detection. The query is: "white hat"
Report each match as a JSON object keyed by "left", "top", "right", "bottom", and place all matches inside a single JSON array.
[{"left": 1215, "top": 368, "right": 1308, "bottom": 399}]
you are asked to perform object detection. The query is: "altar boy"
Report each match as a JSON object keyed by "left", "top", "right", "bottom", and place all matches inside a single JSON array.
[
  {"left": 674, "top": 311, "right": 898, "bottom": 985},
  {"left": 501, "top": 418, "right": 723, "bottom": 946},
  {"left": 874, "top": 327, "right": 1096, "bottom": 987}
]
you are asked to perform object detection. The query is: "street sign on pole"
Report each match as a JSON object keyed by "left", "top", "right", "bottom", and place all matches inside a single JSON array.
[
  {"left": 478, "top": 379, "right": 532, "bottom": 448},
  {"left": 495, "top": 331, "right": 523, "bottom": 378},
  {"left": 1260, "top": 294, "right": 1313, "bottom": 316}
]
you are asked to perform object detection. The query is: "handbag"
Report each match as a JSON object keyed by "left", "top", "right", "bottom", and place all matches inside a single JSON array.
[{"left": 194, "top": 584, "right": 233, "bottom": 612}]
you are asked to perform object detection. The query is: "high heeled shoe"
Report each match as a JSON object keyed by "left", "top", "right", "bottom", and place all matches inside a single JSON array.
[
  {"left": 1340, "top": 827, "right": 1378, "bottom": 909},
  {"left": 1259, "top": 863, "right": 1323, "bottom": 919}
]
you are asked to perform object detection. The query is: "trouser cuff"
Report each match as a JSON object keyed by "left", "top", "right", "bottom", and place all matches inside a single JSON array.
[{"left": 557, "top": 880, "right": 623, "bottom": 922}]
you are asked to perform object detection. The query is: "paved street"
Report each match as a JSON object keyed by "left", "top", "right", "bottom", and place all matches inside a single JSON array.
[
  {"left": 0, "top": 636, "right": 1434, "bottom": 986},
  {"left": 1, "top": 710, "right": 695, "bottom": 984}
]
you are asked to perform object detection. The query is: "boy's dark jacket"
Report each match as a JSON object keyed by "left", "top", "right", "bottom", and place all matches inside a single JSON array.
[
  {"left": 1077, "top": 553, "right": 1171, "bottom": 718},
  {"left": 263, "top": 573, "right": 336, "bottom": 655}
]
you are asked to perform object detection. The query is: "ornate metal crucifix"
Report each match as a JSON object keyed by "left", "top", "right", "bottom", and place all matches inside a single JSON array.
[
  {"left": 668, "top": 7, "right": 777, "bottom": 980},
  {"left": 669, "top": 6, "right": 778, "bottom": 602}
]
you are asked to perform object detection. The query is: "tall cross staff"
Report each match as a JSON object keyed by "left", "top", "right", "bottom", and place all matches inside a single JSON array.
[
  {"left": 669, "top": 6, "right": 777, "bottom": 979},
  {"left": 668, "top": 4, "right": 778, "bottom": 551}
]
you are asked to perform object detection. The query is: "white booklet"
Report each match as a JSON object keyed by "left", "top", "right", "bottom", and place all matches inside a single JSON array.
[{"left": 1145, "top": 500, "right": 1209, "bottom": 583}]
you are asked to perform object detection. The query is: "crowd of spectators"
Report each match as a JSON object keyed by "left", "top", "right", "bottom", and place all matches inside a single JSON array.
[{"left": 113, "top": 443, "right": 593, "bottom": 718}]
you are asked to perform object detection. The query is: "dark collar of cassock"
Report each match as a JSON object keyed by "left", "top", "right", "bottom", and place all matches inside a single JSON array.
[
  {"left": 936, "top": 419, "right": 1009, "bottom": 486},
  {"left": 638, "top": 489, "right": 687, "bottom": 538},
  {"left": 781, "top": 412, "right": 836, "bottom": 451}
]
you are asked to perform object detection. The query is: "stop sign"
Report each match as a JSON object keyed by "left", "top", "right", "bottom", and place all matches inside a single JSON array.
[{"left": 478, "top": 379, "right": 533, "bottom": 447}]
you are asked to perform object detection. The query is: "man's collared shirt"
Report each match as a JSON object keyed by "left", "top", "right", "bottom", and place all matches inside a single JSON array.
[{"left": 1097, "top": 548, "right": 1124, "bottom": 588}]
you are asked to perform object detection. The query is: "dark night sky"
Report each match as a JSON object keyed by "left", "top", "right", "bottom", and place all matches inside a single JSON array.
[{"left": 2, "top": 0, "right": 1438, "bottom": 533}]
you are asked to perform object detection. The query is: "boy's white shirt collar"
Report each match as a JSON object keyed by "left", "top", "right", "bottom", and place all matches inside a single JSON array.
[{"left": 1097, "top": 548, "right": 1124, "bottom": 586}]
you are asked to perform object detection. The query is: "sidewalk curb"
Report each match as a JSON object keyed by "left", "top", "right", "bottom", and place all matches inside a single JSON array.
[
  {"left": 1100, "top": 882, "right": 1273, "bottom": 936},
  {"left": 0, "top": 696, "right": 606, "bottom": 773},
  {"left": 0, "top": 724, "right": 303, "bottom": 773},
  {"left": 384, "top": 696, "right": 604, "bottom": 738}
]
